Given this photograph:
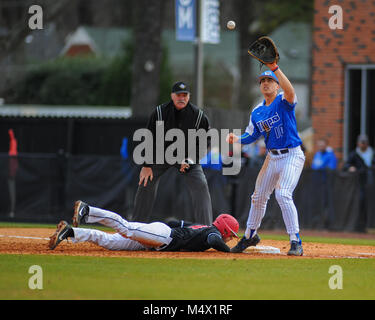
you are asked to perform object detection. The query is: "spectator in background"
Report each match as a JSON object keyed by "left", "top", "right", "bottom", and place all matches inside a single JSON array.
[
  {"left": 311, "top": 138, "right": 337, "bottom": 170},
  {"left": 310, "top": 138, "right": 337, "bottom": 229},
  {"left": 344, "top": 134, "right": 374, "bottom": 176},
  {"left": 8, "top": 129, "right": 18, "bottom": 218},
  {"left": 343, "top": 134, "right": 375, "bottom": 232},
  {"left": 120, "top": 137, "right": 129, "bottom": 161},
  {"left": 241, "top": 139, "right": 266, "bottom": 168},
  {"left": 200, "top": 146, "right": 223, "bottom": 171},
  {"left": 200, "top": 147, "right": 230, "bottom": 217},
  {"left": 252, "top": 139, "right": 267, "bottom": 168},
  {"left": 120, "top": 137, "right": 137, "bottom": 216},
  {"left": 222, "top": 143, "right": 257, "bottom": 218}
]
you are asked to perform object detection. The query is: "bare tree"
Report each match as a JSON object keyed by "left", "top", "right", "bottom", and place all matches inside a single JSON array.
[
  {"left": 0, "top": 0, "right": 72, "bottom": 63},
  {"left": 234, "top": 0, "right": 261, "bottom": 111},
  {"left": 130, "top": 0, "right": 166, "bottom": 118}
]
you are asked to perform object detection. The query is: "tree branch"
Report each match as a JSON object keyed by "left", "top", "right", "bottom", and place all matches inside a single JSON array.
[{"left": 0, "top": 0, "right": 71, "bottom": 63}]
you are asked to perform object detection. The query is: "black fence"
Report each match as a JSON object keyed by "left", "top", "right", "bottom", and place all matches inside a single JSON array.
[{"left": 1, "top": 153, "right": 374, "bottom": 232}]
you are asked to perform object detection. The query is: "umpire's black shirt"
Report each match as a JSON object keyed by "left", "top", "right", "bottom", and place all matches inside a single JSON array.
[{"left": 143, "top": 100, "right": 210, "bottom": 167}]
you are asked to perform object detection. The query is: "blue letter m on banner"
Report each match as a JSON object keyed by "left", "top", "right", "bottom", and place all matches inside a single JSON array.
[{"left": 175, "top": 0, "right": 196, "bottom": 41}]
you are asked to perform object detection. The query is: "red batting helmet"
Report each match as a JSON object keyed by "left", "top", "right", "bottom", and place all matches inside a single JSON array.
[{"left": 213, "top": 214, "right": 239, "bottom": 239}]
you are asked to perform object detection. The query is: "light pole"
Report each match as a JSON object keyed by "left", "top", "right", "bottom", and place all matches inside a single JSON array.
[{"left": 194, "top": 0, "right": 203, "bottom": 109}]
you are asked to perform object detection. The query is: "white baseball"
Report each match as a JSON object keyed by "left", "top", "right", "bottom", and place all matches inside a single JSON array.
[{"left": 227, "top": 20, "right": 236, "bottom": 30}]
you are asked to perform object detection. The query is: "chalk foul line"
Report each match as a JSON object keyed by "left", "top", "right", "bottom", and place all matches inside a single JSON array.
[{"left": 0, "top": 234, "right": 50, "bottom": 241}]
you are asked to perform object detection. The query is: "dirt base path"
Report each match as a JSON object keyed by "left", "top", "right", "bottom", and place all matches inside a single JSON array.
[{"left": 0, "top": 228, "right": 374, "bottom": 259}]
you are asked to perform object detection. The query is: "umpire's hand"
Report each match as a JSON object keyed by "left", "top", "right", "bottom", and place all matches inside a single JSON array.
[
  {"left": 139, "top": 167, "right": 153, "bottom": 187},
  {"left": 180, "top": 163, "right": 190, "bottom": 173}
]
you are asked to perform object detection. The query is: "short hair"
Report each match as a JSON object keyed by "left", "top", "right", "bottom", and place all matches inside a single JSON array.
[{"left": 357, "top": 134, "right": 369, "bottom": 143}]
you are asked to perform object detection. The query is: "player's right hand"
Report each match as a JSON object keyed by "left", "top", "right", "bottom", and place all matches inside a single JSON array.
[
  {"left": 226, "top": 133, "right": 239, "bottom": 144},
  {"left": 139, "top": 167, "right": 153, "bottom": 187}
]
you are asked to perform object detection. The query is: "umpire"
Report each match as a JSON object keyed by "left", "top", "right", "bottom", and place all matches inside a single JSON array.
[{"left": 132, "top": 81, "right": 213, "bottom": 225}]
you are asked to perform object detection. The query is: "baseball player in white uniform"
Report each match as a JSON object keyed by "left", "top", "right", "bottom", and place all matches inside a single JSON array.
[{"left": 227, "top": 61, "right": 305, "bottom": 256}]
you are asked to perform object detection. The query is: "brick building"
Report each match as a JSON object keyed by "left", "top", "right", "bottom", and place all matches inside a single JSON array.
[{"left": 312, "top": 0, "right": 375, "bottom": 165}]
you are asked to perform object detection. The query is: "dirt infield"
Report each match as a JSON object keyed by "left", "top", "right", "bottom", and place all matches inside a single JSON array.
[{"left": 0, "top": 228, "right": 375, "bottom": 259}]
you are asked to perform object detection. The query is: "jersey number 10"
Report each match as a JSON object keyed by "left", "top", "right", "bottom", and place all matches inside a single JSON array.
[{"left": 274, "top": 124, "right": 284, "bottom": 139}]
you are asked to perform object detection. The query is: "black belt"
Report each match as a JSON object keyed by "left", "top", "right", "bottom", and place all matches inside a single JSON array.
[{"left": 270, "top": 149, "right": 289, "bottom": 155}]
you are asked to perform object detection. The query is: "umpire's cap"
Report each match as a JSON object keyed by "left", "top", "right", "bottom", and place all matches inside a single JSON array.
[
  {"left": 258, "top": 70, "right": 279, "bottom": 84},
  {"left": 172, "top": 81, "right": 190, "bottom": 94},
  {"left": 213, "top": 214, "right": 239, "bottom": 239}
]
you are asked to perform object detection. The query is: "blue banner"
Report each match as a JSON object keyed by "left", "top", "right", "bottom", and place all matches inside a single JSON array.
[
  {"left": 175, "top": 0, "right": 196, "bottom": 42},
  {"left": 201, "top": 0, "right": 220, "bottom": 44}
]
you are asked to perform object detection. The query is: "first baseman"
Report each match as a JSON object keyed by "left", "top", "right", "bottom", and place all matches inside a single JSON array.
[
  {"left": 227, "top": 61, "right": 305, "bottom": 256},
  {"left": 48, "top": 200, "right": 239, "bottom": 252}
]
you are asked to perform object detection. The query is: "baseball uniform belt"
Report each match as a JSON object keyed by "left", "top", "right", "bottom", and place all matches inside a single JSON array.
[{"left": 270, "top": 148, "right": 289, "bottom": 155}]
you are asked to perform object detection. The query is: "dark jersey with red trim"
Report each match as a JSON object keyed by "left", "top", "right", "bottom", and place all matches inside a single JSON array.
[{"left": 161, "top": 222, "right": 230, "bottom": 252}]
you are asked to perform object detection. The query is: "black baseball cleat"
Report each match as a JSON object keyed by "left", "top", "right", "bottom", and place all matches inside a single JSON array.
[
  {"left": 287, "top": 240, "right": 303, "bottom": 256},
  {"left": 230, "top": 234, "right": 260, "bottom": 253},
  {"left": 72, "top": 200, "right": 89, "bottom": 227},
  {"left": 48, "top": 221, "right": 72, "bottom": 250}
]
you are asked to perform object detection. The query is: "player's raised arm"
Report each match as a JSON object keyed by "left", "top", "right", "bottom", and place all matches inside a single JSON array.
[
  {"left": 248, "top": 36, "right": 295, "bottom": 104},
  {"left": 266, "top": 62, "right": 295, "bottom": 104}
]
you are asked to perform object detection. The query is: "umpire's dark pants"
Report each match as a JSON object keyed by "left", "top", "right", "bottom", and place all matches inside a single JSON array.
[{"left": 132, "top": 164, "right": 213, "bottom": 225}]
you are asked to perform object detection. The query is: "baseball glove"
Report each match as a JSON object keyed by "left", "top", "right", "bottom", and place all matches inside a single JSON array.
[{"left": 248, "top": 36, "right": 280, "bottom": 65}]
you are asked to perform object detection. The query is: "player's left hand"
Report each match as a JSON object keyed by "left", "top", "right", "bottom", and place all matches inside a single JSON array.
[
  {"left": 226, "top": 133, "right": 239, "bottom": 144},
  {"left": 265, "top": 62, "right": 278, "bottom": 70}
]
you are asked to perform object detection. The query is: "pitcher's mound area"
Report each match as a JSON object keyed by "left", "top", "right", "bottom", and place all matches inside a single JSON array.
[{"left": 0, "top": 228, "right": 374, "bottom": 259}]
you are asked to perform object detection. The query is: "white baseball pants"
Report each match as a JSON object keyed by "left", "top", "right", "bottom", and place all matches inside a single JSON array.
[
  {"left": 71, "top": 228, "right": 145, "bottom": 251},
  {"left": 246, "top": 146, "right": 305, "bottom": 235},
  {"left": 72, "top": 206, "right": 173, "bottom": 249}
]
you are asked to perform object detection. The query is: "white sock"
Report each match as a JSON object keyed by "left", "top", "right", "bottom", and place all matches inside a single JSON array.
[
  {"left": 289, "top": 233, "right": 301, "bottom": 243},
  {"left": 245, "top": 228, "right": 256, "bottom": 239}
]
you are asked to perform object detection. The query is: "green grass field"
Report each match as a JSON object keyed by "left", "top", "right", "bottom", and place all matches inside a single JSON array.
[
  {"left": 1, "top": 254, "right": 375, "bottom": 300},
  {"left": 0, "top": 223, "right": 374, "bottom": 300}
]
